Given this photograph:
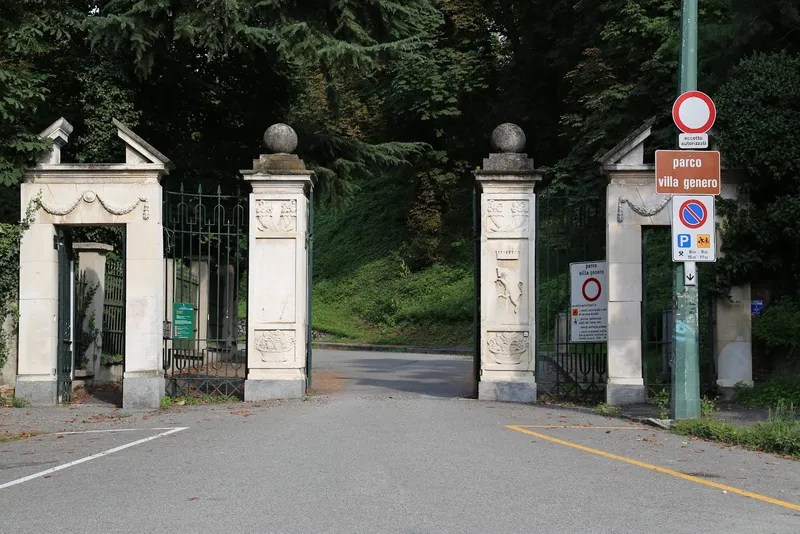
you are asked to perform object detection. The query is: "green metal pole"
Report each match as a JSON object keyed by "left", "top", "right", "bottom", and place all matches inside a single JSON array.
[{"left": 672, "top": 0, "right": 701, "bottom": 420}]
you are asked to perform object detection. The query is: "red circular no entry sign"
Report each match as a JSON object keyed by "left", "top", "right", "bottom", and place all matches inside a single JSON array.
[
  {"left": 582, "top": 278, "right": 602, "bottom": 303},
  {"left": 672, "top": 91, "right": 716, "bottom": 134}
]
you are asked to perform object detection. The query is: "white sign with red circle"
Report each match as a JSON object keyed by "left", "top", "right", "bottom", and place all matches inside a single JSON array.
[
  {"left": 672, "top": 91, "right": 716, "bottom": 134},
  {"left": 671, "top": 195, "right": 716, "bottom": 263},
  {"left": 570, "top": 261, "right": 608, "bottom": 343}
]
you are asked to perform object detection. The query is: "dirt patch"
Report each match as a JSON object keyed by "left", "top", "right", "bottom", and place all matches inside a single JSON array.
[{"left": 308, "top": 370, "right": 347, "bottom": 395}]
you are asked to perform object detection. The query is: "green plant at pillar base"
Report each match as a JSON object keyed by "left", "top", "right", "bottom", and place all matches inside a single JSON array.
[
  {"left": 0, "top": 193, "right": 41, "bottom": 370},
  {"left": 652, "top": 389, "right": 670, "bottom": 419},
  {"left": 700, "top": 396, "right": 718, "bottom": 418},
  {"left": 733, "top": 378, "right": 800, "bottom": 408},
  {"left": 0, "top": 395, "right": 30, "bottom": 408}
]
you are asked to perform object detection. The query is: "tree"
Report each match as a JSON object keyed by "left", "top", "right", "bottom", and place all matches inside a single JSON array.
[{"left": 0, "top": 0, "right": 81, "bottom": 187}]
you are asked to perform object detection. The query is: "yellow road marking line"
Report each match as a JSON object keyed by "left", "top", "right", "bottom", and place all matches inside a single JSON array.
[
  {"left": 507, "top": 425, "right": 800, "bottom": 512},
  {"left": 517, "top": 425, "right": 648, "bottom": 430}
]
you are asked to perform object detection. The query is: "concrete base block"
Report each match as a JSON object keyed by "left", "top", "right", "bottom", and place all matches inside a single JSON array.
[
  {"left": 606, "top": 383, "right": 645, "bottom": 405},
  {"left": 245, "top": 379, "right": 305, "bottom": 401},
  {"left": 717, "top": 386, "right": 737, "bottom": 402},
  {"left": 122, "top": 376, "right": 164, "bottom": 411},
  {"left": 478, "top": 380, "right": 537, "bottom": 403},
  {"left": 15, "top": 380, "right": 57, "bottom": 406}
]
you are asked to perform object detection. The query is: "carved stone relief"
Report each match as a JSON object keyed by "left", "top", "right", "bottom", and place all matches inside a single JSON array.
[
  {"left": 495, "top": 267, "right": 523, "bottom": 315},
  {"left": 486, "top": 199, "right": 529, "bottom": 233},
  {"left": 39, "top": 189, "right": 149, "bottom": 220},
  {"left": 494, "top": 246, "right": 523, "bottom": 315},
  {"left": 256, "top": 199, "right": 297, "bottom": 232},
  {"left": 486, "top": 332, "right": 529, "bottom": 365},
  {"left": 254, "top": 330, "right": 296, "bottom": 363},
  {"left": 617, "top": 195, "right": 671, "bottom": 223}
]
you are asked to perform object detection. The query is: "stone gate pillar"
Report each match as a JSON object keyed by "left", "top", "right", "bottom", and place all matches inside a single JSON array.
[
  {"left": 242, "top": 124, "right": 313, "bottom": 400},
  {"left": 474, "top": 124, "right": 541, "bottom": 402}
]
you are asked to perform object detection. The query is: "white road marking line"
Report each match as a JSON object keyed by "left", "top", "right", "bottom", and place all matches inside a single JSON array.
[
  {"left": 55, "top": 429, "right": 142, "bottom": 435},
  {"left": 0, "top": 427, "right": 188, "bottom": 490}
]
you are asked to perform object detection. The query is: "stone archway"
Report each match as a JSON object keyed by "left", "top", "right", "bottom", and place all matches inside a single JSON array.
[
  {"left": 601, "top": 120, "right": 753, "bottom": 404},
  {"left": 16, "top": 118, "right": 172, "bottom": 410}
]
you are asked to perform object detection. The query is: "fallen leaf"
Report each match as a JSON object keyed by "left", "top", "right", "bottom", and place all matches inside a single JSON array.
[{"left": 187, "top": 497, "right": 198, "bottom": 501}]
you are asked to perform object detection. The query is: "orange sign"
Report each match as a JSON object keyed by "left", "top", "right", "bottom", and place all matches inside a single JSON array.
[{"left": 655, "top": 150, "right": 721, "bottom": 195}]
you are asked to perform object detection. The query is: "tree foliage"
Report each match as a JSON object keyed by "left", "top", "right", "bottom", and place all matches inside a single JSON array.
[{"left": 3, "top": 0, "right": 800, "bottom": 352}]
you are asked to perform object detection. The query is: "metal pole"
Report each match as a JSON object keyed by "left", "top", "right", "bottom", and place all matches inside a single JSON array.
[{"left": 672, "top": 0, "right": 701, "bottom": 420}]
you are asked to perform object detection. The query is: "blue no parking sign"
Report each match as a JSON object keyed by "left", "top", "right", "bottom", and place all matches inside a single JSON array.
[{"left": 671, "top": 195, "right": 716, "bottom": 262}]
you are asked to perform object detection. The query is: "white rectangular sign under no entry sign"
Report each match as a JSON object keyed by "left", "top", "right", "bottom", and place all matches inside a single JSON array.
[
  {"left": 570, "top": 261, "right": 608, "bottom": 343},
  {"left": 671, "top": 195, "right": 716, "bottom": 262}
]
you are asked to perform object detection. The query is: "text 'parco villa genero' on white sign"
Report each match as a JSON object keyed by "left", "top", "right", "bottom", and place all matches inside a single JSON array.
[{"left": 570, "top": 262, "right": 608, "bottom": 343}]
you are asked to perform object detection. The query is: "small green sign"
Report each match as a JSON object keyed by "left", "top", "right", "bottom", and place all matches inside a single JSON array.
[{"left": 173, "top": 303, "right": 195, "bottom": 340}]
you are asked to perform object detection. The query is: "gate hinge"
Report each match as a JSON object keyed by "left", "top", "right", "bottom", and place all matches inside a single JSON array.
[{"left": 54, "top": 235, "right": 59, "bottom": 250}]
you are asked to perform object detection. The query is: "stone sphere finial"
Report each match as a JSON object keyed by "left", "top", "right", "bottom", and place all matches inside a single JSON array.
[
  {"left": 490, "top": 123, "right": 526, "bottom": 153},
  {"left": 264, "top": 123, "right": 298, "bottom": 154}
]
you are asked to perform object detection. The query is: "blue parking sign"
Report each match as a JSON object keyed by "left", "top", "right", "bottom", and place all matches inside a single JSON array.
[{"left": 677, "top": 234, "right": 691, "bottom": 248}]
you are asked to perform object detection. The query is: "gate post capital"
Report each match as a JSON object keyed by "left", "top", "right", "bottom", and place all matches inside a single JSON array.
[
  {"left": 474, "top": 123, "right": 542, "bottom": 403},
  {"left": 241, "top": 124, "right": 314, "bottom": 401}
]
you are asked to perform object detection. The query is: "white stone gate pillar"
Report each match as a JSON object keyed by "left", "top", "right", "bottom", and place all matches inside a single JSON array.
[
  {"left": 16, "top": 223, "right": 59, "bottom": 405},
  {"left": 474, "top": 124, "right": 541, "bottom": 402},
  {"left": 73, "top": 242, "right": 113, "bottom": 379},
  {"left": 242, "top": 124, "right": 313, "bottom": 400}
]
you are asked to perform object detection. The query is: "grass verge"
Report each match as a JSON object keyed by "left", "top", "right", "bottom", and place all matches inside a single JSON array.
[{"left": 672, "top": 403, "right": 800, "bottom": 459}]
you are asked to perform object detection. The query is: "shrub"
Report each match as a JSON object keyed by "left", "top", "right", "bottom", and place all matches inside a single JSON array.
[{"left": 733, "top": 377, "right": 800, "bottom": 408}]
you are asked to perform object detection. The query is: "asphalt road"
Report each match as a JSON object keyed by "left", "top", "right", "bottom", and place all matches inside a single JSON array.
[{"left": 1, "top": 349, "right": 798, "bottom": 533}]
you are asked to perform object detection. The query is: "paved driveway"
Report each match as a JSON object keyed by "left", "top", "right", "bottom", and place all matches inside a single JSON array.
[{"left": 1, "top": 350, "right": 798, "bottom": 533}]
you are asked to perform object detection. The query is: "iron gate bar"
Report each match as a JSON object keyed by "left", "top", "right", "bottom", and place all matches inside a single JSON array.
[
  {"left": 472, "top": 186, "right": 481, "bottom": 398},
  {"left": 56, "top": 228, "right": 74, "bottom": 403},
  {"left": 163, "top": 183, "right": 249, "bottom": 399},
  {"left": 306, "top": 183, "right": 314, "bottom": 390}
]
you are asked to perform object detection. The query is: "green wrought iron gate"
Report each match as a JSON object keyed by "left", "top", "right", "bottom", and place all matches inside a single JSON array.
[
  {"left": 163, "top": 185, "right": 249, "bottom": 398},
  {"left": 535, "top": 189, "right": 608, "bottom": 403},
  {"left": 56, "top": 228, "right": 74, "bottom": 403},
  {"left": 306, "top": 184, "right": 314, "bottom": 390}
]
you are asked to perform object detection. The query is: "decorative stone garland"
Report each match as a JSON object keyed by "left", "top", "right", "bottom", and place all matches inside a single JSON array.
[{"left": 39, "top": 190, "right": 150, "bottom": 220}]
